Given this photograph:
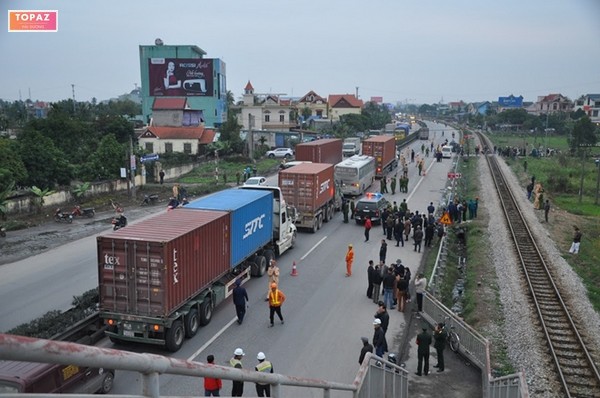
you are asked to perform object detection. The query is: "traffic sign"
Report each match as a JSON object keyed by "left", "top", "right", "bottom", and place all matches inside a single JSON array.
[
  {"left": 447, "top": 172, "right": 462, "bottom": 179},
  {"left": 141, "top": 153, "right": 159, "bottom": 163},
  {"left": 439, "top": 212, "right": 452, "bottom": 225}
]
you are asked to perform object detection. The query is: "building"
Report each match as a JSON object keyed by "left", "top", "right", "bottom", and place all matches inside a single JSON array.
[
  {"left": 237, "top": 81, "right": 296, "bottom": 131},
  {"left": 497, "top": 95, "right": 523, "bottom": 112},
  {"left": 137, "top": 125, "right": 216, "bottom": 155},
  {"left": 139, "top": 41, "right": 227, "bottom": 128},
  {"left": 327, "top": 94, "right": 363, "bottom": 121},
  {"left": 296, "top": 90, "right": 328, "bottom": 120},
  {"left": 573, "top": 94, "right": 600, "bottom": 123},
  {"left": 530, "top": 93, "right": 573, "bottom": 115}
]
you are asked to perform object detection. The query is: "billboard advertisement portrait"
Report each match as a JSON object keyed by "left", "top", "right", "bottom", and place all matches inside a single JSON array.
[{"left": 149, "top": 58, "right": 213, "bottom": 97}]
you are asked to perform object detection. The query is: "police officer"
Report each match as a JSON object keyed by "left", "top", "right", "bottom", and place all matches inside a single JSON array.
[
  {"left": 415, "top": 326, "right": 432, "bottom": 376},
  {"left": 255, "top": 352, "right": 273, "bottom": 397}
]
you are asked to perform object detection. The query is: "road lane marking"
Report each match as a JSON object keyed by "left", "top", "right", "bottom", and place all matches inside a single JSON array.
[
  {"left": 188, "top": 317, "right": 237, "bottom": 361},
  {"left": 300, "top": 236, "right": 327, "bottom": 261}
]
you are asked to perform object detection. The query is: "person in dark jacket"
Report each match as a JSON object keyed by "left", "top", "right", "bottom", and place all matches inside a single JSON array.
[
  {"left": 230, "top": 348, "right": 245, "bottom": 396},
  {"left": 413, "top": 225, "right": 424, "bottom": 253},
  {"left": 366, "top": 260, "right": 376, "bottom": 299},
  {"left": 374, "top": 301, "right": 390, "bottom": 334},
  {"left": 424, "top": 223, "right": 435, "bottom": 247},
  {"left": 371, "top": 263, "right": 383, "bottom": 304},
  {"left": 358, "top": 337, "right": 373, "bottom": 365},
  {"left": 434, "top": 323, "right": 448, "bottom": 372},
  {"left": 372, "top": 318, "right": 387, "bottom": 357},
  {"left": 379, "top": 239, "right": 387, "bottom": 264},
  {"left": 382, "top": 267, "right": 396, "bottom": 310},
  {"left": 415, "top": 326, "right": 432, "bottom": 376},
  {"left": 232, "top": 279, "right": 249, "bottom": 324},
  {"left": 394, "top": 217, "right": 404, "bottom": 247}
]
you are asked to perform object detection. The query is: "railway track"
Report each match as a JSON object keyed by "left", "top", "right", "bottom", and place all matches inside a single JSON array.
[{"left": 477, "top": 132, "right": 600, "bottom": 398}]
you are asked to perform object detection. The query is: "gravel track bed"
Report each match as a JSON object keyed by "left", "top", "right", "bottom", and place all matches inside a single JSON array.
[{"left": 479, "top": 154, "right": 600, "bottom": 397}]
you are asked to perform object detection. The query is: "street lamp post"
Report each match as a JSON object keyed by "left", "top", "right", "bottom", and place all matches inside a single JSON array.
[{"left": 595, "top": 158, "right": 600, "bottom": 205}]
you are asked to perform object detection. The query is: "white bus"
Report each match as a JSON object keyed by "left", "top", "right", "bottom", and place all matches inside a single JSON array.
[{"left": 334, "top": 155, "right": 376, "bottom": 196}]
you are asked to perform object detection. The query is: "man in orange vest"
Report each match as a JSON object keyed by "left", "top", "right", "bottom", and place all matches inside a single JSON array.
[
  {"left": 268, "top": 283, "right": 286, "bottom": 327},
  {"left": 345, "top": 244, "right": 354, "bottom": 277}
]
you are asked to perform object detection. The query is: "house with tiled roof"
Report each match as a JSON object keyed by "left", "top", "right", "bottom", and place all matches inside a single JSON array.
[
  {"left": 573, "top": 94, "right": 600, "bottom": 123},
  {"left": 237, "top": 81, "right": 296, "bottom": 131},
  {"left": 151, "top": 97, "right": 204, "bottom": 127},
  {"left": 328, "top": 94, "right": 363, "bottom": 121},
  {"left": 297, "top": 90, "right": 328, "bottom": 120},
  {"left": 531, "top": 93, "right": 573, "bottom": 115},
  {"left": 138, "top": 125, "right": 216, "bottom": 155}
]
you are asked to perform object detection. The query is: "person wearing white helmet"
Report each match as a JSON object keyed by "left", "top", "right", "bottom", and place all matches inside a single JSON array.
[
  {"left": 230, "top": 348, "right": 245, "bottom": 396},
  {"left": 254, "top": 352, "right": 273, "bottom": 397},
  {"left": 372, "top": 318, "right": 388, "bottom": 357}
]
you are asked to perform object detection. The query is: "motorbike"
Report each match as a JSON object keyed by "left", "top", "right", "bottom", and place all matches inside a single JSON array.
[
  {"left": 0, "top": 225, "right": 6, "bottom": 238},
  {"left": 71, "top": 205, "right": 95, "bottom": 218},
  {"left": 140, "top": 194, "right": 159, "bottom": 206},
  {"left": 54, "top": 208, "right": 73, "bottom": 223},
  {"left": 111, "top": 214, "right": 127, "bottom": 231}
]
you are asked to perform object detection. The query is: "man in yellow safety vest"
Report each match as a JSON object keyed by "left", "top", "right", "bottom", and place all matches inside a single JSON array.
[{"left": 254, "top": 351, "right": 274, "bottom": 397}]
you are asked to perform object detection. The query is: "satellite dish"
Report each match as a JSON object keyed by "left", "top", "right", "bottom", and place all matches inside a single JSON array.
[{"left": 155, "top": 38, "right": 164, "bottom": 46}]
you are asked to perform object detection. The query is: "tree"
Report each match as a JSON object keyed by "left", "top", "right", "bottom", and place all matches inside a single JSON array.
[
  {"left": 17, "top": 130, "right": 73, "bottom": 188},
  {"left": 361, "top": 102, "right": 391, "bottom": 130},
  {"left": 0, "top": 138, "right": 28, "bottom": 190},
  {"left": 218, "top": 112, "right": 244, "bottom": 154},
  {"left": 80, "top": 134, "right": 126, "bottom": 181},
  {"left": 30, "top": 186, "right": 56, "bottom": 214},
  {"left": 568, "top": 116, "right": 598, "bottom": 152},
  {"left": 0, "top": 181, "right": 15, "bottom": 220},
  {"left": 339, "top": 113, "right": 369, "bottom": 135}
]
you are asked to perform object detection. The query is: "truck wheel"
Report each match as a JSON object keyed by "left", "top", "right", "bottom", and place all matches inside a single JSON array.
[
  {"left": 97, "top": 370, "right": 114, "bottom": 394},
  {"left": 312, "top": 219, "right": 318, "bottom": 233},
  {"left": 165, "top": 320, "right": 185, "bottom": 352},
  {"left": 317, "top": 215, "right": 323, "bottom": 230},
  {"left": 291, "top": 231, "right": 297, "bottom": 248},
  {"left": 264, "top": 249, "right": 275, "bottom": 266},
  {"left": 328, "top": 204, "right": 334, "bottom": 221},
  {"left": 199, "top": 299, "right": 213, "bottom": 326},
  {"left": 185, "top": 308, "right": 200, "bottom": 338},
  {"left": 253, "top": 255, "right": 267, "bottom": 277},
  {"left": 108, "top": 336, "right": 122, "bottom": 345}
]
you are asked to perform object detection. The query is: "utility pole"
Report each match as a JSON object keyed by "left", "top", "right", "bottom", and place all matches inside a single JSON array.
[
  {"left": 355, "top": 86, "right": 359, "bottom": 99},
  {"left": 130, "top": 136, "right": 136, "bottom": 199},
  {"left": 248, "top": 114, "right": 254, "bottom": 160},
  {"left": 71, "top": 84, "right": 76, "bottom": 113}
]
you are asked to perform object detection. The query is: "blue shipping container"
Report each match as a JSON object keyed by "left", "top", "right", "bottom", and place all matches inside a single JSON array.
[{"left": 184, "top": 189, "right": 273, "bottom": 268}]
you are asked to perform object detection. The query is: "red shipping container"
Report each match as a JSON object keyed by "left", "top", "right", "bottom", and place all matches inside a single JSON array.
[
  {"left": 295, "top": 138, "right": 343, "bottom": 165},
  {"left": 98, "top": 209, "right": 230, "bottom": 318},
  {"left": 362, "top": 135, "right": 396, "bottom": 176},
  {"left": 279, "top": 163, "right": 335, "bottom": 213}
]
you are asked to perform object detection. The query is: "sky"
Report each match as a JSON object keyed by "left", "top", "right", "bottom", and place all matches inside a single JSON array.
[{"left": 1, "top": 0, "right": 599, "bottom": 106}]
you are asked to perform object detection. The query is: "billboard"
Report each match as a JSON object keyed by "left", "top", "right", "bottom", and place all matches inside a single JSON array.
[
  {"left": 148, "top": 58, "right": 213, "bottom": 97},
  {"left": 498, "top": 95, "right": 523, "bottom": 107}
]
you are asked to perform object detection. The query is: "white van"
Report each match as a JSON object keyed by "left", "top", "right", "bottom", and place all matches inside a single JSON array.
[{"left": 441, "top": 146, "right": 453, "bottom": 159}]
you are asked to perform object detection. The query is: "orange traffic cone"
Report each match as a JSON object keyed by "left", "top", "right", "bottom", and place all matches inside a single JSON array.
[{"left": 290, "top": 261, "right": 298, "bottom": 276}]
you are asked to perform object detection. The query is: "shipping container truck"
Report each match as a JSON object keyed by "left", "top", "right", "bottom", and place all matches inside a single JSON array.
[
  {"left": 98, "top": 187, "right": 297, "bottom": 352},
  {"left": 342, "top": 137, "right": 362, "bottom": 157},
  {"left": 361, "top": 135, "right": 398, "bottom": 178},
  {"left": 279, "top": 163, "right": 342, "bottom": 233},
  {"left": 295, "top": 138, "right": 343, "bottom": 165}
]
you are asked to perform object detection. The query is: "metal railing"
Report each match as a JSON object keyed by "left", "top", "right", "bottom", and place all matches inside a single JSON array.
[{"left": 0, "top": 334, "right": 408, "bottom": 398}]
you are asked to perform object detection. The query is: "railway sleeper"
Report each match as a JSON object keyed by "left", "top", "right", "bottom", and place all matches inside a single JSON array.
[{"left": 553, "top": 345, "right": 585, "bottom": 357}]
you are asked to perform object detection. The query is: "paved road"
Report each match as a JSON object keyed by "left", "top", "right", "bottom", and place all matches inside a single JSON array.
[{"left": 1, "top": 122, "right": 480, "bottom": 396}]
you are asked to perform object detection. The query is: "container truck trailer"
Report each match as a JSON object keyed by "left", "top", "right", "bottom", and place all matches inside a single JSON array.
[
  {"left": 279, "top": 163, "right": 342, "bottom": 233},
  {"left": 99, "top": 187, "right": 297, "bottom": 352},
  {"left": 361, "top": 135, "right": 398, "bottom": 178},
  {"left": 295, "top": 138, "right": 343, "bottom": 165}
]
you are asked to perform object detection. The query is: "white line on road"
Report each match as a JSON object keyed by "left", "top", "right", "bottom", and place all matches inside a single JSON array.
[
  {"left": 300, "top": 236, "right": 327, "bottom": 261},
  {"left": 188, "top": 317, "right": 237, "bottom": 361}
]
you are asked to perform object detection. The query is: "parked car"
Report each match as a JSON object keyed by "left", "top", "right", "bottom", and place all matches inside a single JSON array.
[
  {"left": 354, "top": 192, "right": 389, "bottom": 225},
  {"left": 266, "top": 148, "right": 294, "bottom": 159},
  {"left": 441, "top": 146, "right": 453, "bottom": 158},
  {"left": 243, "top": 176, "right": 267, "bottom": 186}
]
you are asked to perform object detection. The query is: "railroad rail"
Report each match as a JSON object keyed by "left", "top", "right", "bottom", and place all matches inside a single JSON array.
[{"left": 476, "top": 131, "right": 600, "bottom": 398}]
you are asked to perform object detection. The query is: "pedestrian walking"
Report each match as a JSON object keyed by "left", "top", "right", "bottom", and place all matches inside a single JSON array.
[
  {"left": 413, "top": 225, "right": 423, "bottom": 253},
  {"left": 424, "top": 223, "right": 434, "bottom": 247},
  {"left": 342, "top": 199, "right": 349, "bottom": 223},
  {"left": 254, "top": 352, "right": 273, "bottom": 397},
  {"left": 230, "top": 348, "right": 245, "bottom": 397},
  {"left": 382, "top": 267, "right": 396, "bottom": 310},
  {"left": 434, "top": 323, "right": 447, "bottom": 372},
  {"left": 394, "top": 217, "right": 404, "bottom": 247},
  {"left": 395, "top": 270, "right": 408, "bottom": 312},
  {"left": 345, "top": 244, "right": 355, "bottom": 277},
  {"left": 159, "top": 170, "right": 165, "bottom": 185},
  {"left": 359, "top": 337, "right": 374, "bottom": 365},
  {"left": 404, "top": 217, "right": 412, "bottom": 241},
  {"left": 526, "top": 181, "right": 534, "bottom": 201},
  {"left": 232, "top": 279, "right": 249, "bottom": 325},
  {"left": 372, "top": 319, "right": 388, "bottom": 357},
  {"left": 266, "top": 260, "right": 280, "bottom": 300},
  {"left": 544, "top": 199, "right": 550, "bottom": 223},
  {"left": 203, "top": 355, "right": 222, "bottom": 396},
  {"left": 364, "top": 217, "right": 372, "bottom": 242},
  {"left": 390, "top": 175, "right": 397, "bottom": 194},
  {"left": 350, "top": 199, "right": 356, "bottom": 219},
  {"left": 427, "top": 202, "right": 435, "bottom": 215},
  {"left": 415, "top": 326, "right": 432, "bottom": 376},
  {"left": 414, "top": 273, "right": 427, "bottom": 315},
  {"left": 267, "top": 283, "right": 285, "bottom": 327},
  {"left": 569, "top": 225, "right": 582, "bottom": 254},
  {"left": 367, "top": 260, "right": 375, "bottom": 299},
  {"left": 381, "top": 208, "right": 389, "bottom": 234},
  {"left": 379, "top": 240, "right": 387, "bottom": 264}
]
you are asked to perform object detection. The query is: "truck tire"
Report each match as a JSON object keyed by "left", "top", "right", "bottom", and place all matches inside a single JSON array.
[
  {"left": 108, "top": 336, "right": 122, "bottom": 345},
  {"left": 165, "top": 320, "right": 185, "bottom": 352},
  {"left": 185, "top": 308, "right": 200, "bottom": 338},
  {"left": 253, "top": 255, "right": 267, "bottom": 277},
  {"left": 97, "top": 370, "right": 115, "bottom": 394},
  {"left": 291, "top": 231, "right": 297, "bottom": 248},
  {"left": 264, "top": 249, "right": 275, "bottom": 266},
  {"left": 312, "top": 219, "right": 318, "bottom": 233},
  {"left": 199, "top": 299, "right": 213, "bottom": 326},
  {"left": 317, "top": 214, "right": 323, "bottom": 230}
]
